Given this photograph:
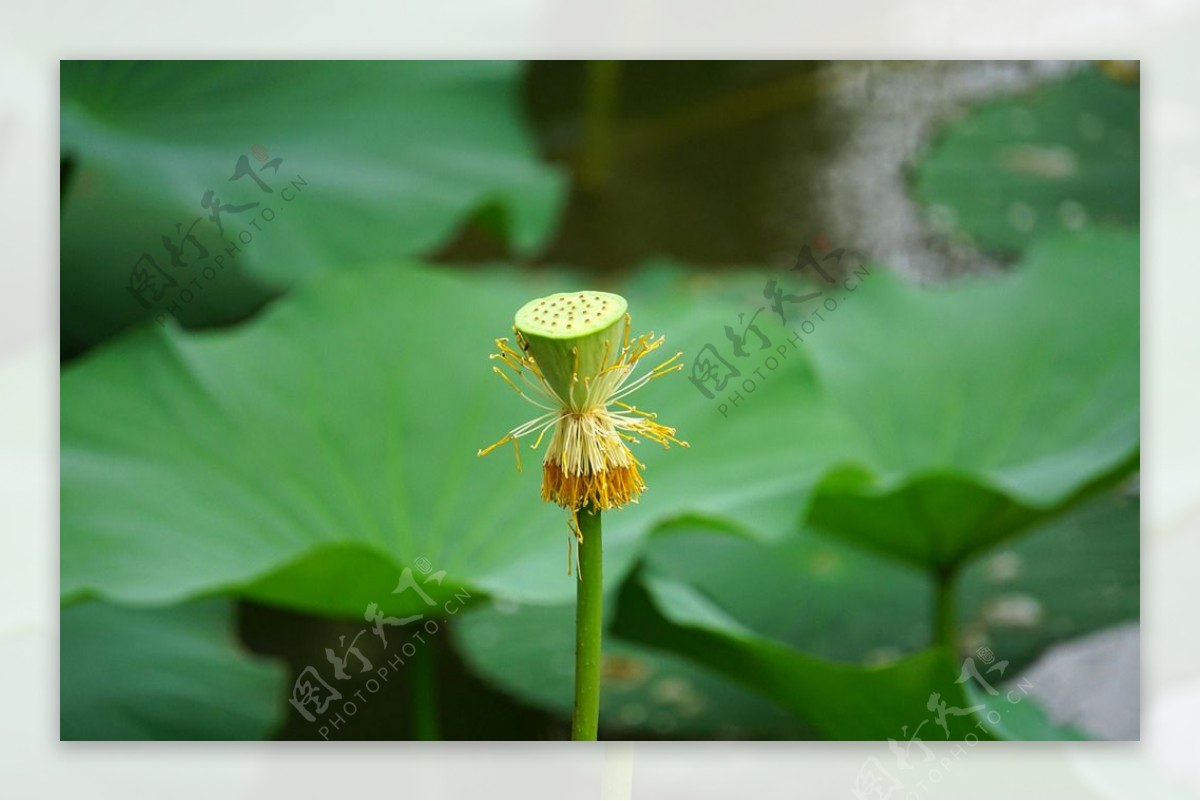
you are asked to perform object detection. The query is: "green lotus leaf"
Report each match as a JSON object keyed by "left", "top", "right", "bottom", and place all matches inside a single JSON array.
[
  {"left": 612, "top": 530, "right": 1085, "bottom": 740},
  {"left": 913, "top": 67, "right": 1138, "bottom": 254},
  {"left": 61, "top": 262, "right": 849, "bottom": 617},
  {"left": 61, "top": 599, "right": 287, "bottom": 740},
  {"left": 803, "top": 229, "right": 1138, "bottom": 568},
  {"left": 452, "top": 594, "right": 810, "bottom": 739},
  {"left": 61, "top": 231, "right": 1137, "bottom": 617},
  {"left": 61, "top": 60, "right": 565, "bottom": 351}
]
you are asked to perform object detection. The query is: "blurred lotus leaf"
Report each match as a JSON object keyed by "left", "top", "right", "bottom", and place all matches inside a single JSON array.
[
  {"left": 453, "top": 593, "right": 810, "bottom": 739},
  {"left": 913, "top": 67, "right": 1138, "bottom": 254},
  {"left": 453, "top": 487, "right": 1135, "bottom": 737},
  {"left": 61, "top": 262, "right": 845, "bottom": 618},
  {"left": 61, "top": 227, "right": 1138, "bottom": 619},
  {"left": 803, "top": 229, "right": 1138, "bottom": 570},
  {"left": 60, "top": 61, "right": 565, "bottom": 351},
  {"left": 61, "top": 599, "right": 286, "bottom": 740},
  {"left": 610, "top": 527, "right": 1082, "bottom": 740}
]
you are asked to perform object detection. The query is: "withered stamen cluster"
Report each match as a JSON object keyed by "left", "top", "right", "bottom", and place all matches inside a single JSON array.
[{"left": 479, "top": 309, "right": 688, "bottom": 540}]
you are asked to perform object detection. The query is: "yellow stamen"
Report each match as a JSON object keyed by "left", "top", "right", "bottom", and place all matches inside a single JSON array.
[{"left": 479, "top": 315, "right": 687, "bottom": 519}]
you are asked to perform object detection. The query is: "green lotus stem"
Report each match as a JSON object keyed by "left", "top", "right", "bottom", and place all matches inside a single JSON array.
[
  {"left": 579, "top": 60, "right": 620, "bottom": 192},
  {"left": 572, "top": 505, "right": 603, "bottom": 740},
  {"left": 412, "top": 637, "right": 438, "bottom": 740},
  {"left": 933, "top": 563, "right": 959, "bottom": 652}
]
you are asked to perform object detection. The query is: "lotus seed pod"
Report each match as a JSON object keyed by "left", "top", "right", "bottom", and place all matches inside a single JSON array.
[
  {"left": 514, "top": 291, "right": 628, "bottom": 409},
  {"left": 481, "top": 291, "right": 688, "bottom": 518}
]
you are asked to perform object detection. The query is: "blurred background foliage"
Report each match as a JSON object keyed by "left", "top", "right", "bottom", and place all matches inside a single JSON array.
[{"left": 59, "top": 60, "right": 1139, "bottom": 741}]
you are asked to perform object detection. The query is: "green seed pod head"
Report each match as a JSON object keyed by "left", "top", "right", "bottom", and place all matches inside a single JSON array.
[{"left": 514, "top": 291, "right": 628, "bottom": 408}]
